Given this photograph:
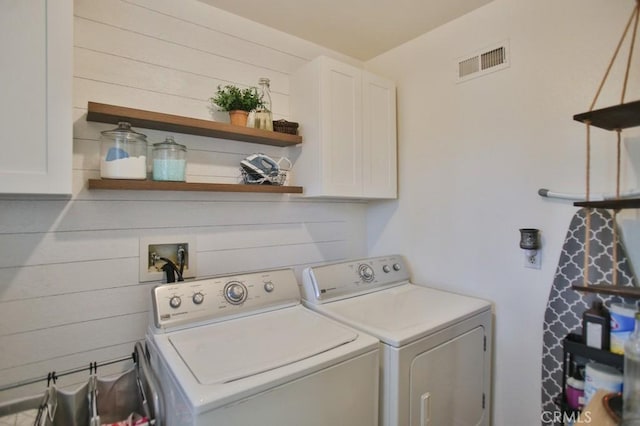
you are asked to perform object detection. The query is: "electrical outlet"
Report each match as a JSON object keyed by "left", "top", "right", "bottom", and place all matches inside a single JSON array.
[
  {"left": 139, "top": 236, "right": 197, "bottom": 282},
  {"left": 524, "top": 249, "right": 541, "bottom": 270}
]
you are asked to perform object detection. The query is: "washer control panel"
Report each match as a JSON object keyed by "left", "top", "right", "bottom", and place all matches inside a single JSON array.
[
  {"left": 302, "top": 255, "right": 410, "bottom": 303},
  {"left": 152, "top": 269, "right": 300, "bottom": 330}
]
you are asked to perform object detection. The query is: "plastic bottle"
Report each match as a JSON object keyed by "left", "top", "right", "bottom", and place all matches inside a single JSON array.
[
  {"left": 621, "top": 312, "right": 640, "bottom": 425},
  {"left": 583, "top": 301, "right": 610, "bottom": 350},
  {"left": 254, "top": 78, "right": 273, "bottom": 131}
]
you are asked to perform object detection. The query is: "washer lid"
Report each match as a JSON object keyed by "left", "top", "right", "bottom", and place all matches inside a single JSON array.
[
  {"left": 169, "top": 307, "right": 358, "bottom": 384},
  {"left": 309, "top": 284, "right": 490, "bottom": 347}
]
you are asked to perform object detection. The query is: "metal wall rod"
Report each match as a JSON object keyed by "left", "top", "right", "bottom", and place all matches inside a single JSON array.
[
  {"left": 538, "top": 188, "right": 640, "bottom": 202},
  {"left": 0, "top": 355, "right": 133, "bottom": 393}
]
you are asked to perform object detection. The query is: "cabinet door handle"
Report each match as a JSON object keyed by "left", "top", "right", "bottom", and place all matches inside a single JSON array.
[{"left": 420, "top": 392, "right": 431, "bottom": 426}]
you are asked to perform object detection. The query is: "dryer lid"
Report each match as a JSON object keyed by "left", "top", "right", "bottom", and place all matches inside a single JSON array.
[
  {"left": 168, "top": 307, "right": 358, "bottom": 384},
  {"left": 310, "top": 284, "right": 491, "bottom": 347}
]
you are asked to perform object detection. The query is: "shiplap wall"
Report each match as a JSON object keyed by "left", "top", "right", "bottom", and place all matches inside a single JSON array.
[{"left": 0, "top": 0, "right": 367, "bottom": 400}]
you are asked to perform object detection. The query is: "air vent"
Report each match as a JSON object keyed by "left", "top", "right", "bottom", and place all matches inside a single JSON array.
[
  {"left": 459, "top": 56, "right": 479, "bottom": 78},
  {"left": 457, "top": 40, "right": 510, "bottom": 83}
]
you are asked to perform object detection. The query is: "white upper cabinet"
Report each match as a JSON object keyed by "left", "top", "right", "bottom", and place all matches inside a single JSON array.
[
  {"left": 362, "top": 72, "right": 397, "bottom": 199},
  {"left": 290, "top": 56, "right": 397, "bottom": 199},
  {"left": 0, "top": 0, "right": 73, "bottom": 194}
]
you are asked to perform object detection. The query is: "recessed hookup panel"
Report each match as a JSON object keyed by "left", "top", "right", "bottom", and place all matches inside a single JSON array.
[{"left": 139, "top": 236, "right": 197, "bottom": 282}]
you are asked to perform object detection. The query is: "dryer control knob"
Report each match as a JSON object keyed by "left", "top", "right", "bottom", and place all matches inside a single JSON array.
[
  {"left": 382, "top": 265, "right": 391, "bottom": 273},
  {"left": 224, "top": 281, "right": 247, "bottom": 304},
  {"left": 264, "top": 282, "right": 274, "bottom": 292},
  {"left": 393, "top": 263, "right": 401, "bottom": 271},
  {"left": 169, "top": 295, "right": 182, "bottom": 309},
  {"left": 192, "top": 292, "right": 204, "bottom": 305}
]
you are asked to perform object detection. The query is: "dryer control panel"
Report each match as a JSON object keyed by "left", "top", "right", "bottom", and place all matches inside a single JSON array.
[
  {"left": 301, "top": 255, "right": 410, "bottom": 303},
  {"left": 151, "top": 268, "right": 300, "bottom": 331}
]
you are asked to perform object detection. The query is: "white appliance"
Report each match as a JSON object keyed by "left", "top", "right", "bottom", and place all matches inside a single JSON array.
[
  {"left": 146, "top": 268, "right": 379, "bottom": 426},
  {"left": 301, "top": 255, "right": 492, "bottom": 426}
]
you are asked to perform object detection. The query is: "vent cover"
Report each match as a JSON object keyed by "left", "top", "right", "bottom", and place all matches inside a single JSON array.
[{"left": 457, "top": 40, "right": 510, "bottom": 83}]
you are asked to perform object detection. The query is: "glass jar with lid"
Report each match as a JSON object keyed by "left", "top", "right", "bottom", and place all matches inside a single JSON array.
[
  {"left": 100, "top": 122, "right": 148, "bottom": 179},
  {"left": 152, "top": 136, "right": 187, "bottom": 181}
]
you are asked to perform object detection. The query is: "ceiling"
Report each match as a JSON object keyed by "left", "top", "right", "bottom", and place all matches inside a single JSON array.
[{"left": 198, "top": 0, "right": 494, "bottom": 61}]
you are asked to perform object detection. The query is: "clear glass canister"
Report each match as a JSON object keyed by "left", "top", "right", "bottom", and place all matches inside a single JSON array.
[
  {"left": 254, "top": 77, "right": 273, "bottom": 131},
  {"left": 100, "top": 122, "right": 148, "bottom": 180},
  {"left": 152, "top": 136, "right": 187, "bottom": 181}
]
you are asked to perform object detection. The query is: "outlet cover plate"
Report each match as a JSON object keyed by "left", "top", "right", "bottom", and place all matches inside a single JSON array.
[
  {"left": 524, "top": 250, "right": 542, "bottom": 270},
  {"left": 139, "top": 236, "right": 197, "bottom": 282}
]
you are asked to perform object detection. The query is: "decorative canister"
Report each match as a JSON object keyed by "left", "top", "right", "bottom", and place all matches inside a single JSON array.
[
  {"left": 100, "top": 122, "right": 148, "bottom": 179},
  {"left": 152, "top": 136, "right": 187, "bottom": 181}
]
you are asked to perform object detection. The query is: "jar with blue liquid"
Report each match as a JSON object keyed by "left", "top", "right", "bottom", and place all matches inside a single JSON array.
[{"left": 152, "top": 136, "right": 187, "bottom": 181}]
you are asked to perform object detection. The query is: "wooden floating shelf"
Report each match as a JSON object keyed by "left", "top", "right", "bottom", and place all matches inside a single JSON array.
[
  {"left": 86, "top": 102, "right": 302, "bottom": 147},
  {"left": 573, "top": 100, "right": 640, "bottom": 130},
  {"left": 573, "top": 198, "right": 640, "bottom": 210},
  {"left": 88, "top": 179, "right": 303, "bottom": 194},
  {"left": 572, "top": 284, "right": 640, "bottom": 299}
]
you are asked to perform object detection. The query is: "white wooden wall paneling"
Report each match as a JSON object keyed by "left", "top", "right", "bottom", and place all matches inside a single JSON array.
[
  {"left": 197, "top": 241, "right": 348, "bottom": 277},
  {"left": 0, "top": 222, "right": 348, "bottom": 271},
  {"left": 73, "top": 46, "right": 291, "bottom": 117},
  {"left": 0, "top": 285, "right": 152, "bottom": 336},
  {"left": 76, "top": 0, "right": 309, "bottom": 76},
  {"left": 0, "top": 220, "right": 353, "bottom": 302},
  {"left": 74, "top": 77, "right": 213, "bottom": 121},
  {"left": 0, "top": 0, "right": 368, "bottom": 400},
  {"left": 1, "top": 313, "right": 147, "bottom": 376},
  {"left": 0, "top": 258, "right": 139, "bottom": 301},
  {"left": 123, "top": 0, "right": 350, "bottom": 65},
  {"left": 0, "top": 231, "right": 138, "bottom": 269},
  {"left": 0, "top": 199, "right": 358, "bottom": 234},
  {"left": 73, "top": 15, "right": 290, "bottom": 95}
]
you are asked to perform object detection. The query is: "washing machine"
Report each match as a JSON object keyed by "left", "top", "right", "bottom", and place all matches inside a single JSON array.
[
  {"left": 301, "top": 255, "right": 493, "bottom": 426},
  {"left": 146, "top": 268, "right": 379, "bottom": 426}
]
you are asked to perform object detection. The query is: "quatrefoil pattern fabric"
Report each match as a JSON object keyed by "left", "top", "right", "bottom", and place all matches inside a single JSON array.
[{"left": 541, "top": 208, "right": 637, "bottom": 423}]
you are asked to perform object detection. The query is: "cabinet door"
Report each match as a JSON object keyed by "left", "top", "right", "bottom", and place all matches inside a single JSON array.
[
  {"left": 319, "top": 58, "right": 363, "bottom": 197},
  {"left": 362, "top": 72, "right": 397, "bottom": 199},
  {"left": 0, "top": 0, "right": 72, "bottom": 194}
]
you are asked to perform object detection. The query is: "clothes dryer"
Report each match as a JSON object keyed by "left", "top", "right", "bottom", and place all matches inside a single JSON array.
[
  {"left": 301, "top": 255, "right": 492, "bottom": 426},
  {"left": 147, "top": 268, "right": 379, "bottom": 426}
]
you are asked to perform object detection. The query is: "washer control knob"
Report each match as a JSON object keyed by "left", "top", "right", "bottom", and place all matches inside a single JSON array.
[
  {"left": 192, "top": 292, "right": 204, "bottom": 305},
  {"left": 264, "top": 282, "right": 274, "bottom": 293},
  {"left": 358, "top": 264, "right": 375, "bottom": 282},
  {"left": 224, "top": 281, "right": 247, "bottom": 304},
  {"left": 382, "top": 265, "right": 391, "bottom": 273},
  {"left": 169, "top": 295, "right": 182, "bottom": 309},
  {"left": 392, "top": 263, "right": 401, "bottom": 271}
]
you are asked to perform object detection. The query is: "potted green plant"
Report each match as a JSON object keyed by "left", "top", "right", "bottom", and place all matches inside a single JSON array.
[{"left": 210, "top": 85, "right": 263, "bottom": 126}]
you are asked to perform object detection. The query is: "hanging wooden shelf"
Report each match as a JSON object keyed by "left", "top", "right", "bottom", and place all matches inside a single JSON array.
[
  {"left": 88, "top": 179, "right": 303, "bottom": 194},
  {"left": 574, "top": 198, "right": 640, "bottom": 209},
  {"left": 572, "top": 284, "right": 640, "bottom": 299},
  {"left": 573, "top": 100, "right": 640, "bottom": 130},
  {"left": 86, "top": 102, "right": 302, "bottom": 147}
]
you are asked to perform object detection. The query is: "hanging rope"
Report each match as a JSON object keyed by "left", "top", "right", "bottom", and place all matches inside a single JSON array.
[
  {"left": 612, "top": 130, "right": 622, "bottom": 286},
  {"left": 583, "top": 1, "right": 639, "bottom": 289},
  {"left": 584, "top": 122, "right": 592, "bottom": 287},
  {"left": 590, "top": 3, "right": 638, "bottom": 110}
]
